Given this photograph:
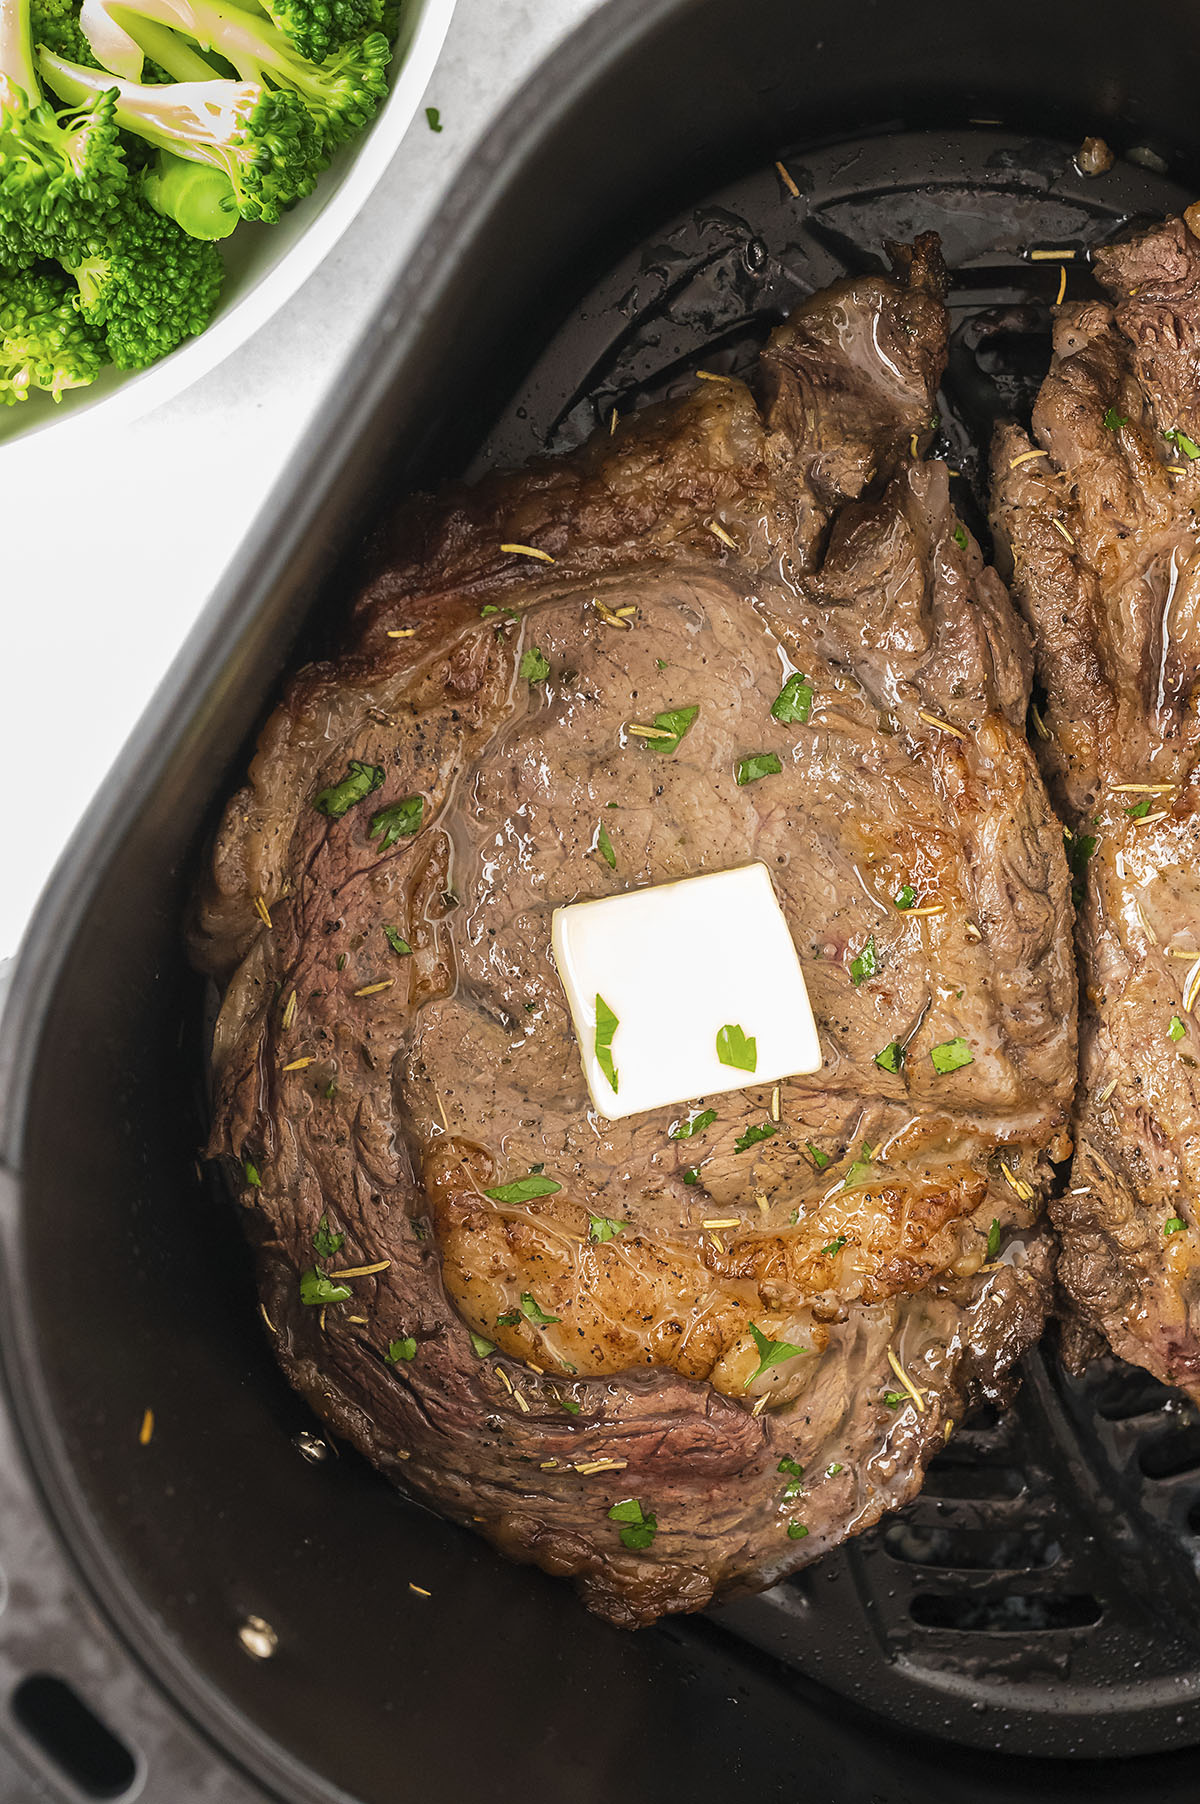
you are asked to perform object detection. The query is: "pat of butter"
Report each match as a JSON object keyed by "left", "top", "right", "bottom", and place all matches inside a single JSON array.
[{"left": 551, "top": 863, "right": 821, "bottom": 1121}]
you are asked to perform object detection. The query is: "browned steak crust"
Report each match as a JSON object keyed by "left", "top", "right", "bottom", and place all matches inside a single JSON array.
[
  {"left": 991, "top": 210, "right": 1200, "bottom": 1396},
  {"left": 192, "top": 240, "right": 1073, "bottom": 1626}
]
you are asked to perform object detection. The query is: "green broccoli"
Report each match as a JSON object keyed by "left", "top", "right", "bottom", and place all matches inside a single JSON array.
[
  {"left": 77, "top": 0, "right": 389, "bottom": 151},
  {"left": 40, "top": 49, "right": 321, "bottom": 222},
  {"left": 31, "top": 0, "right": 176, "bottom": 79},
  {"left": 29, "top": 0, "right": 94, "bottom": 64},
  {"left": 76, "top": 0, "right": 228, "bottom": 83},
  {"left": 141, "top": 146, "right": 236, "bottom": 235},
  {"left": 63, "top": 186, "right": 222, "bottom": 366},
  {"left": 0, "top": 0, "right": 128, "bottom": 267},
  {"left": 253, "top": 0, "right": 384, "bottom": 64},
  {"left": 0, "top": 262, "right": 106, "bottom": 400}
]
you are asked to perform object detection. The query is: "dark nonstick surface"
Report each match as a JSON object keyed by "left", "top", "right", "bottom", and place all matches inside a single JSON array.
[{"left": 5, "top": 0, "right": 1200, "bottom": 1797}]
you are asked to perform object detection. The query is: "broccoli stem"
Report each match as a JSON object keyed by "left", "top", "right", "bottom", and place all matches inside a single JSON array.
[
  {"left": 109, "top": 0, "right": 316, "bottom": 94},
  {"left": 143, "top": 145, "right": 237, "bottom": 237},
  {"left": 120, "top": 13, "right": 219, "bottom": 79},
  {"left": 0, "top": 0, "right": 42, "bottom": 103},
  {"left": 38, "top": 48, "right": 226, "bottom": 169}
]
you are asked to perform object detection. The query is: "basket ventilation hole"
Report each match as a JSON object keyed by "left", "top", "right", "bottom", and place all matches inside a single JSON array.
[
  {"left": 910, "top": 1592, "right": 1102, "bottom": 1633},
  {"left": 919, "top": 1461, "right": 1024, "bottom": 1501},
  {"left": 10, "top": 1674, "right": 137, "bottom": 1799},
  {"left": 1093, "top": 1370, "right": 1176, "bottom": 1421},
  {"left": 1138, "top": 1425, "right": 1200, "bottom": 1481},
  {"left": 882, "top": 1523, "right": 1059, "bottom": 1571}
]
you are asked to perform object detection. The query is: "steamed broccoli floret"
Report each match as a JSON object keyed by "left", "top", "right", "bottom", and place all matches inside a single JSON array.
[
  {"left": 253, "top": 0, "right": 383, "bottom": 64},
  {"left": 79, "top": 0, "right": 389, "bottom": 151},
  {"left": 40, "top": 48, "right": 320, "bottom": 222},
  {"left": 31, "top": 0, "right": 175, "bottom": 77},
  {"left": 0, "top": 262, "right": 106, "bottom": 399},
  {"left": 64, "top": 187, "right": 222, "bottom": 366},
  {"left": 29, "top": 0, "right": 94, "bottom": 65},
  {"left": 0, "top": 0, "right": 128, "bottom": 267},
  {"left": 79, "top": 0, "right": 228, "bottom": 81}
]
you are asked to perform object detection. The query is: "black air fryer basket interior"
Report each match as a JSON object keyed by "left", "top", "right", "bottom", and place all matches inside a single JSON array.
[{"left": 4, "top": 2, "right": 1200, "bottom": 1799}]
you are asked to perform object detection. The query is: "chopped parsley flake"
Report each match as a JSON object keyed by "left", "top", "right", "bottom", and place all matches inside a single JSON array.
[
  {"left": 588, "top": 1215, "right": 625, "bottom": 1242},
  {"left": 735, "top": 1120, "right": 777, "bottom": 1153},
  {"left": 884, "top": 1390, "right": 905, "bottom": 1408},
  {"left": 894, "top": 884, "right": 916, "bottom": 909},
  {"left": 385, "top": 1336, "right": 417, "bottom": 1363},
  {"left": 682, "top": 1167, "right": 700, "bottom": 1185},
  {"left": 670, "top": 1108, "right": 717, "bottom": 1140},
  {"left": 806, "top": 1141, "right": 831, "bottom": 1170},
  {"left": 849, "top": 935, "right": 877, "bottom": 985},
  {"left": 595, "top": 994, "right": 619, "bottom": 1092},
  {"left": 243, "top": 1158, "right": 262, "bottom": 1188},
  {"left": 1064, "top": 829, "right": 1098, "bottom": 908},
  {"left": 558, "top": 1395, "right": 581, "bottom": 1415},
  {"left": 1103, "top": 407, "right": 1128, "bottom": 432},
  {"left": 786, "top": 1521, "right": 809, "bottom": 1539},
  {"left": 641, "top": 705, "right": 698, "bottom": 754},
  {"left": 1164, "top": 427, "right": 1200, "bottom": 459},
  {"left": 736, "top": 752, "right": 783, "bottom": 785},
  {"left": 469, "top": 1331, "right": 496, "bottom": 1357},
  {"left": 480, "top": 603, "right": 520, "bottom": 619},
  {"left": 483, "top": 1173, "right": 562, "bottom": 1203},
  {"left": 1126, "top": 798, "right": 1152, "bottom": 819},
  {"left": 744, "top": 1321, "right": 804, "bottom": 1388},
  {"left": 299, "top": 1268, "right": 351, "bottom": 1306},
  {"left": 827, "top": 1463, "right": 844, "bottom": 1477},
  {"left": 1165, "top": 1216, "right": 1187, "bottom": 1236},
  {"left": 986, "top": 1218, "right": 1001, "bottom": 1261},
  {"left": 520, "top": 646, "right": 551, "bottom": 684},
  {"left": 519, "top": 1292, "right": 560, "bottom": 1326},
  {"left": 842, "top": 1143, "right": 875, "bottom": 1188},
  {"left": 384, "top": 926, "right": 412, "bottom": 956},
  {"left": 620, "top": 1518, "right": 657, "bottom": 1550},
  {"left": 930, "top": 1037, "right": 974, "bottom": 1074},
  {"left": 771, "top": 673, "right": 813, "bottom": 725},
  {"left": 778, "top": 1456, "right": 803, "bottom": 1477},
  {"left": 874, "top": 1040, "right": 903, "bottom": 1073},
  {"left": 496, "top": 1310, "right": 521, "bottom": 1327},
  {"left": 313, "top": 760, "right": 384, "bottom": 819},
  {"left": 1170, "top": 1016, "right": 1187, "bottom": 1042},
  {"left": 368, "top": 795, "right": 424, "bottom": 849},
  {"left": 596, "top": 822, "right": 616, "bottom": 869},
  {"left": 952, "top": 523, "right": 968, "bottom": 550},
  {"left": 313, "top": 1215, "right": 344, "bottom": 1258},
  {"left": 425, "top": 104, "right": 442, "bottom": 131},
  {"left": 716, "top": 1022, "right": 757, "bottom": 1072},
  {"left": 608, "top": 1498, "right": 657, "bottom": 1550},
  {"left": 820, "top": 1235, "right": 847, "bottom": 1257}
]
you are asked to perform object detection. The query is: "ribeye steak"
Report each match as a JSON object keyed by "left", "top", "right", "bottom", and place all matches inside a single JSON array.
[
  {"left": 192, "top": 236, "right": 1075, "bottom": 1625},
  {"left": 992, "top": 209, "right": 1200, "bottom": 1397}
]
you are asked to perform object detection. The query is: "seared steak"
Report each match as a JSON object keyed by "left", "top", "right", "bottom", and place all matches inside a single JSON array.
[
  {"left": 991, "top": 210, "right": 1200, "bottom": 1395},
  {"left": 192, "top": 237, "right": 1074, "bottom": 1627}
]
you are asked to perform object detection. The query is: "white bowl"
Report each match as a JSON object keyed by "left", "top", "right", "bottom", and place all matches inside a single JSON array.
[{"left": 2, "top": 0, "right": 456, "bottom": 444}]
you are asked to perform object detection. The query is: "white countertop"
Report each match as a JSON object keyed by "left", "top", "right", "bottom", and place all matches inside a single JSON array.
[{"left": 0, "top": 0, "right": 603, "bottom": 961}]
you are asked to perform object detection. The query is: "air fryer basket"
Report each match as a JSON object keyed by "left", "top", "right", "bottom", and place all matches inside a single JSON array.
[{"left": 5, "top": 3, "right": 1200, "bottom": 1800}]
